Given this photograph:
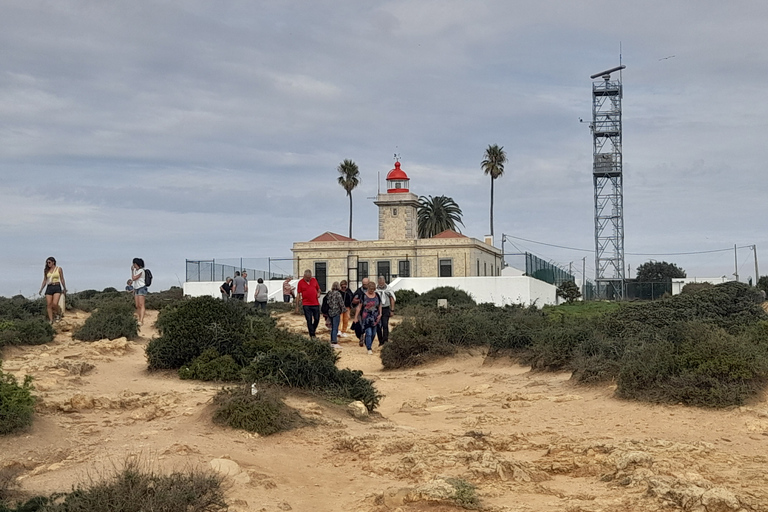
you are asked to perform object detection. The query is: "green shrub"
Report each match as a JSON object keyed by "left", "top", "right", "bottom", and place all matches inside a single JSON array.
[
  {"left": 0, "top": 367, "right": 35, "bottom": 435},
  {"left": 144, "top": 287, "right": 185, "bottom": 311},
  {"left": 212, "top": 385, "right": 303, "bottom": 435},
  {"left": 680, "top": 282, "right": 714, "bottom": 295},
  {"left": 0, "top": 461, "right": 227, "bottom": 512},
  {"left": 0, "top": 297, "right": 46, "bottom": 321},
  {"left": 147, "top": 297, "right": 251, "bottom": 369},
  {"left": 179, "top": 349, "right": 242, "bottom": 382},
  {"left": 411, "top": 286, "right": 476, "bottom": 307},
  {"left": 73, "top": 302, "right": 138, "bottom": 342},
  {"left": 393, "top": 289, "right": 419, "bottom": 307},
  {"left": 0, "top": 320, "right": 54, "bottom": 347},
  {"left": 617, "top": 322, "right": 768, "bottom": 407},
  {"left": 66, "top": 289, "right": 125, "bottom": 313}
]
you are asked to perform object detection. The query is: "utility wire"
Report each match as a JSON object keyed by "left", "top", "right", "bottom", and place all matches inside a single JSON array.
[{"left": 503, "top": 234, "right": 753, "bottom": 257}]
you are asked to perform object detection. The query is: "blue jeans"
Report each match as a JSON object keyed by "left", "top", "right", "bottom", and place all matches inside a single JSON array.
[
  {"left": 330, "top": 315, "right": 340, "bottom": 343},
  {"left": 364, "top": 325, "right": 376, "bottom": 350},
  {"left": 303, "top": 305, "right": 320, "bottom": 337}
]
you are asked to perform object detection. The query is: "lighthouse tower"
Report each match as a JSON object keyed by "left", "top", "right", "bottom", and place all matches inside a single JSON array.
[{"left": 374, "top": 161, "right": 420, "bottom": 240}]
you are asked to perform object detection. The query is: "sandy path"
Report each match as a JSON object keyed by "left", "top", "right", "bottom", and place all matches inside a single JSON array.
[{"left": 1, "top": 310, "right": 767, "bottom": 511}]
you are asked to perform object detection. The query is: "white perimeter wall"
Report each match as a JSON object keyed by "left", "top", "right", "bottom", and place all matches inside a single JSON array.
[
  {"left": 389, "top": 276, "right": 556, "bottom": 307},
  {"left": 184, "top": 276, "right": 556, "bottom": 307}
]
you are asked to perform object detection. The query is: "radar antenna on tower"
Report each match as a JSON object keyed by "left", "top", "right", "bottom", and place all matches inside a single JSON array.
[{"left": 590, "top": 64, "right": 626, "bottom": 299}]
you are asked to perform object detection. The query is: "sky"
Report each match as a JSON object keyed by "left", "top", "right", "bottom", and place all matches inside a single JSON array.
[{"left": 1, "top": 0, "right": 767, "bottom": 297}]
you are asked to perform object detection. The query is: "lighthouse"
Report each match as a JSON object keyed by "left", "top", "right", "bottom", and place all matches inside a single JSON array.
[{"left": 374, "top": 161, "right": 420, "bottom": 240}]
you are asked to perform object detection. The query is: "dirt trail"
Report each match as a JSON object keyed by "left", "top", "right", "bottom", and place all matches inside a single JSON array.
[{"left": 1, "top": 310, "right": 768, "bottom": 511}]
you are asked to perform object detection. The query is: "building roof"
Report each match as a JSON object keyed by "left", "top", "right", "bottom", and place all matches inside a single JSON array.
[
  {"left": 431, "top": 229, "right": 467, "bottom": 239},
  {"left": 309, "top": 231, "right": 356, "bottom": 242},
  {"left": 386, "top": 161, "right": 409, "bottom": 181}
]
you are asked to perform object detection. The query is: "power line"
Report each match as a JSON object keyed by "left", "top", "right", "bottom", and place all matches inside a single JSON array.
[{"left": 503, "top": 234, "right": 753, "bottom": 257}]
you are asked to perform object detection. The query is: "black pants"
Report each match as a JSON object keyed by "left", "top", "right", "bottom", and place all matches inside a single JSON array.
[
  {"left": 303, "top": 305, "right": 320, "bottom": 337},
  {"left": 376, "top": 307, "right": 391, "bottom": 345}
]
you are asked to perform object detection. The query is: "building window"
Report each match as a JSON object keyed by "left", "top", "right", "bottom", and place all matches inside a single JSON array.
[
  {"left": 392, "top": 207, "right": 398, "bottom": 216},
  {"left": 377, "top": 261, "right": 391, "bottom": 282},
  {"left": 395, "top": 181, "right": 402, "bottom": 188},
  {"left": 477, "top": 260, "right": 480, "bottom": 276},
  {"left": 398, "top": 260, "right": 410, "bottom": 278},
  {"left": 358, "top": 261, "right": 369, "bottom": 280},
  {"left": 439, "top": 259, "right": 452, "bottom": 277},
  {"left": 314, "top": 262, "right": 327, "bottom": 292},
  {"left": 484, "top": 262, "right": 487, "bottom": 276}
]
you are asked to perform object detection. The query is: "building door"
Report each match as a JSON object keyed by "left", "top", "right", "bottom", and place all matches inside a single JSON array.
[
  {"left": 377, "top": 261, "right": 391, "bottom": 282},
  {"left": 314, "top": 262, "right": 327, "bottom": 292}
]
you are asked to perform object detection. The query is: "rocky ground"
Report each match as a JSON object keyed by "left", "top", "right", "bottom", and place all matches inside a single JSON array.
[{"left": 1, "top": 309, "right": 768, "bottom": 511}]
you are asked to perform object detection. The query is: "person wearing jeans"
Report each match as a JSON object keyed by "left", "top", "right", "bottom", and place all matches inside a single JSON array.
[
  {"left": 376, "top": 276, "right": 396, "bottom": 346},
  {"left": 296, "top": 269, "right": 321, "bottom": 338},
  {"left": 354, "top": 281, "right": 382, "bottom": 355},
  {"left": 326, "top": 281, "right": 345, "bottom": 349}
]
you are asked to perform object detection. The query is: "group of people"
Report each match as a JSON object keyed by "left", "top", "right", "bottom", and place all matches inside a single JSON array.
[
  {"left": 38, "top": 257, "right": 150, "bottom": 326},
  {"left": 219, "top": 271, "right": 269, "bottom": 310},
  {"left": 295, "top": 270, "right": 396, "bottom": 355}
]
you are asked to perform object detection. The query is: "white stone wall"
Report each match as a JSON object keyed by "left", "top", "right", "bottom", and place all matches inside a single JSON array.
[{"left": 388, "top": 276, "right": 557, "bottom": 307}]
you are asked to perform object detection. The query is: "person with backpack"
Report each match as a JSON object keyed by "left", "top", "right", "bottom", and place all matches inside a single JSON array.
[
  {"left": 130, "top": 258, "right": 149, "bottom": 325},
  {"left": 353, "top": 281, "right": 382, "bottom": 355}
]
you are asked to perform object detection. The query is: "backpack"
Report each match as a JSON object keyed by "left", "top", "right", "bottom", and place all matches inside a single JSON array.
[
  {"left": 321, "top": 294, "right": 329, "bottom": 316},
  {"left": 144, "top": 269, "right": 153, "bottom": 287}
]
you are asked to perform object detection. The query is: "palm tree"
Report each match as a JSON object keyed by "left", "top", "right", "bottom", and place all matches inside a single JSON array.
[
  {"left": 481, "top": 144, "right": 508, "bottom": 240},
  {"left": 417, "top": 195, "right": 465, "bottom": 239},
  {"left": 337, "top": 159, "right": 360, "bottom": 238}
]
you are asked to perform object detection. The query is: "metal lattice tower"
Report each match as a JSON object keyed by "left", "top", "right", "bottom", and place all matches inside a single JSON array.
[{"left": 590, "top": 65, "right": 626, "bottom": 299}]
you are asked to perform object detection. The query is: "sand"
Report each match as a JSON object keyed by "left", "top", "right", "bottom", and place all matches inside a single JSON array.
[{"left": 1, "top": 309, "right": 767, "bottom": 511}]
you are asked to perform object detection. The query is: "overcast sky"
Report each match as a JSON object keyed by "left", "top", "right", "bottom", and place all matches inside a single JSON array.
[{"left": 1, "top": 0, "right": 766, "bottom": 297}]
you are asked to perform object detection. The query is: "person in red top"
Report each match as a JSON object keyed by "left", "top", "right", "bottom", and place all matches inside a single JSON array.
[{"left": 296, "top": 269, "right": 322, "bottom": 338}]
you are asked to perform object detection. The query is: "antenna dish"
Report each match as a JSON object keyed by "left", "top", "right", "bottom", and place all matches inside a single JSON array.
[{"left": 590, "top": 65, "right": 626, "bottom": 79}]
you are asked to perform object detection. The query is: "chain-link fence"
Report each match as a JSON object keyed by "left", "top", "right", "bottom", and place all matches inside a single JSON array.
[{"left": 186, "top": 259, "right": 289, "bottom": 283}]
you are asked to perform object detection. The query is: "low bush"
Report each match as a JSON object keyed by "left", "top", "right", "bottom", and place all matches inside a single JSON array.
[
  {"left": 212, "top": 385, "right": 303, "bottom": 435},
  {"left": 0, "top": 297, "right": 46, "bottom": 321},
  {"left": 392, "top": 289, "right": 419, "bottom": 307},
  {"left": 66, "top": 288, "right": 125, "bottom": 313},
  {"left": 0, "top": 320, "right": 54, "bottom": 347},
  {"left": 0, "top": 461, "right": 227, "bottom": 512},
  {"left": 144, "top": 286, "right": 185, "bottom": 311},
  {"left": 179, "top": 349, "right": 242, "bottom": 381},
  {"left": 680, "top": 282, "right": 714, "bottom": 295},
  {"left": 411, "top": 286, "right": 476, "bottom": 308},
  {"left": 0, "top": 366, "right": 35, "bottom": 436},
  {"left": 73, "top": 301, "right": 138, "bottom": 341},
  {"left": 147, "top": 297, "right": 382, "bottom": 411}
]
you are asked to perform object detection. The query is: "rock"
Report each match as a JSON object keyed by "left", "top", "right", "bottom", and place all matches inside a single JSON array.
[
  {"left": 347, "top": 401, "right": 369, "bottom": 419},
  {"left": 210, "top": 458, "right": 242, "bottom": 477},
  {"left": 70, "top": 394, "right": 95, "bottom": 410},
  {"left": 277, "top": 503, "right": 292, "bottom": 511},
  {"left": 382, "top": 487, "right": 414, "bottom": 508},
  {"left": 701, "top": 488, "right": 740, "bottom": 512}
]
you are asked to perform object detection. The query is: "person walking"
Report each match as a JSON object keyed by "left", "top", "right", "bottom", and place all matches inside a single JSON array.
[
  {"left": 282, "top": 276, "right": 295, "bottom": 303},
  {"left": 254, "top": 278, "right": 269, "bottom": 311},
  {"left": 351, "top": 277, "right": 369, "bottom": 343},
  {"left": 376, "top": 276, "right": 396, "bottom": 346},
  {"left": 129, "top": 258, "right": 148, "bottom": 325},
  {"left": 296, "top": 269, "right": 321, "bottom": 339},
  {"left": 339, "top": 280, "right": 353, "bottom": 337},
  {"left": 353, "top": 281, "right": 382, "bottom": 355},
  {"left": 38, "top": 257, "right": 67, "bottom": 323},
  {"left": 220, "top": 277, "right": 233, "bottom": 300},
  {"left": 232, "top": 271, "right": 247, "bottom": 301},
  {"left": 326, "top": 282, "right": 345, "bottom": 349}
]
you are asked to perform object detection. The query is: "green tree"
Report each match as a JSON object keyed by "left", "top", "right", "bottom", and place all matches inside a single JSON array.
[
  {"left": 757, "top": 276, "right": 768, "bottom": 296},
  {"left": 481, "top": 144, "right": 507, "bottom": 240},
  {"left": 556, "top": 280, "right": 582, "bottom": 304},
  {"left": 417, "top": 195, "right": 465, "bottom": 239},
  {"left": 337, "top": 159, "right": 360, "bottom": 239},
  {"left": 635, "top": 261, "right": 687, "bottom": 282}
]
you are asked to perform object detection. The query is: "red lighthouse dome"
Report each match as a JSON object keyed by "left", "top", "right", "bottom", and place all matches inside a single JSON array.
[{"left": 386, "top": 161, "right": 410, "bottom": 193}]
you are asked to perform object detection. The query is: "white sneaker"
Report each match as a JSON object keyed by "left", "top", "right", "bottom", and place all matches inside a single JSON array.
[
  {"left": 367, "top": 349, "right": 373, "bottom": 355},
  {"left": 337, "top": 331, "right": 342, "bottom": 336},
  {"left": 339, "top": 332, "right": 347, "bottom": 338}
]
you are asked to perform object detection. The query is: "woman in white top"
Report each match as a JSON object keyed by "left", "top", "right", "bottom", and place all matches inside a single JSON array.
[
  {"left": 38, "top": 256, "right": 67, "bottom": 323},
  {"left": 130, "top": 258, "right": 147, "bottom": 325}
]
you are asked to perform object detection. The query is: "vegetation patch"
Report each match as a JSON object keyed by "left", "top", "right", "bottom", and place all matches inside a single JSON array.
[
  {"left": 73, "top": 301, "right": 138, "bottom": 341},
  {"left": 410, "top": 286, "right": 476, "bottom": 308},
  {"left": 387, "top": 282, "right": 768, "bottom": 407},
  {"left": 0, "top": 320, "right": 54, "bottom": 348},
  {"left": 0, "top": 366, "right": 35, "bottom": 436},
  {"left": 147, "top": 297, "right": 381, "bottom": 411},
  {"left": 212, "top": 385, "right": 303, "bottom": 436},
  {"left": 0, "top": 461, "right": 226, "bottom": 512}
]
